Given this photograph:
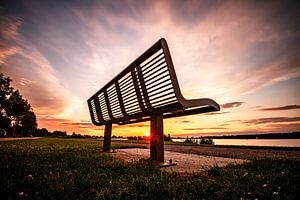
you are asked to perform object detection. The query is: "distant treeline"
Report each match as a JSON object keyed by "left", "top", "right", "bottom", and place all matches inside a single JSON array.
[
  {"left": 208, "top": 132, "right": 300, "bottom": 139},
  {"left": 127, "top": 134, "right": 171, "bottom": 141},
  {"left": 33, "top": 129, "right": 102, "bottom": 139}
]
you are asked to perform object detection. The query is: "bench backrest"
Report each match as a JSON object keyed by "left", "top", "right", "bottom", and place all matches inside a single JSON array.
[{"left": 87, "top": 38, "right": 186, "bottom": 125}]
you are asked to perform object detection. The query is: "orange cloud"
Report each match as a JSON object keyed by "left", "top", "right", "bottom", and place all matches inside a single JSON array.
[
  {"left": 243, "top": 117, "right": 300, "bottom": 125},
  {"left": 259, "top": 105, "right": 300, "bottom": 111},
  {"left": 221, "top": 102, "right": 245, "bottom": 109}
]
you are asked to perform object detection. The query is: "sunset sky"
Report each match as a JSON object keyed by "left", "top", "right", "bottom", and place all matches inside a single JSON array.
[{"left": 1, "top": 0, "right": 299, "bottom": 137}]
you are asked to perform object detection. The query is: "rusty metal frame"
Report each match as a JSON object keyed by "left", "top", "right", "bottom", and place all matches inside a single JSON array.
[{"left": 87, "top": 38, "right": 220, "bottom": 162}]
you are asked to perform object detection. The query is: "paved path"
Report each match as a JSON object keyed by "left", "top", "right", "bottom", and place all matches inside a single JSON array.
[
  {"left": 0, "top": 137, "right": 41, "bottom": 141},
  {"left": 113, "top": 148, "right": 246, "bottom": 173}
]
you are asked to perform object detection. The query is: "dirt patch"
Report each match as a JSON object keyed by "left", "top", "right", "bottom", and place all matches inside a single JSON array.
[{"left": 113, "top": 148, "right": 246, "bottom": 173}]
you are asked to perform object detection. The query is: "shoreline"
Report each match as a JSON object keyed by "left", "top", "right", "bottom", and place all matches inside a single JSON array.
[
  {"left": 113, "top": 139, "right": 300, "bottom": 151},
  {"left": 112, "top": 141, "right": 300, "bottom": 161}
]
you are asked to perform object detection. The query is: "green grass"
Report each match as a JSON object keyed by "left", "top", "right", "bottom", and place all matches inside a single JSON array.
[{"left": 0, "top": 138, "right": 299, "bottom": 199}]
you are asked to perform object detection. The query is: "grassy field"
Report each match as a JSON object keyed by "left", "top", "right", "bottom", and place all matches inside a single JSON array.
[{"left": 0, "top": 138, "right": 299, "bottom": 199}]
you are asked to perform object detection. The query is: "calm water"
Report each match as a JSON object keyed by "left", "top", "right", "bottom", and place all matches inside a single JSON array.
[{"left": 172, "top": 138, "right": 300, "bottom": 147}]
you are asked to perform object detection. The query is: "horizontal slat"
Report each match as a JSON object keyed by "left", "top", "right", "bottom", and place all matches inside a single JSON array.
[
  {"left": 122, "top": 90, "right": 138, "bottom": 100},
  {"left": 107, "top": 88, "right": 118, "bottom": 96},
  {"left": 123, "top": 96, "right": 139, "bottom": 105},
  {"left": 122, "top": 93, "right": 138, "bottom": 103},
  {"left": 120, "top": 87, "right": 136, "bottom": 98},
  {"left": 148, "top": 86, "right": 174, "bottom": 98},
  {"left": 150, "top": 91, "right": 175, "bottom": 101},
  {"left": 141, "top": 51, "right": 164, "bottom": 68},
  {"left": 123, "top": 101, "right": 139, "bottom": 110},
  {"left": 142, "top": 57, "right": 166, "bottom": 75},
  {"left": 150, "top": 95, "right": 176, "bottom": 105},
  {"left": 142, "top": 60, "right": 166, "bottom": 76},
  {"left": 125, "top": 106, "right": 142, "bottom": 113},
  {"left": 146, "top": 79, "right": 172, "bottom": 93},
  {"left": 119, "top": 80, "right": 134, "bottom": 91},
  {"left": 119, "top": 77, "right": 133, "bottom": 90},
  {"left": 109, "top": 102, "right": 121, "bottom": 110},
  {"left": 153, "top": 100, "right": 178, "bottom": 108},
  {"left": 145, "top": 73, "right": 170, "bottom": 87},
  {"left": 106, "top": 85, "right": 115, "bottom": 94},
  {"left": 124, "top": 102, "right": 140, "bottom": 110},
  {"left": 144, "top": 67, "right": 168, "bottom": 83},
  {"left": 107, "top": 96, "right": 118, "bottom": 105},
  {"left": 118, "top": 73, "right": 132, "bottom": 86}
]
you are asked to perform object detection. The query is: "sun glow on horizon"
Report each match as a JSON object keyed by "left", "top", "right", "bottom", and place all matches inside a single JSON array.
[{"left": 145, "top": 131, "right": 150, "bottom": 137}]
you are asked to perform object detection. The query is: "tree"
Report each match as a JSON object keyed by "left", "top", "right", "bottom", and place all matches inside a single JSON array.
[
  {"left": 35, "top": 128, "right": 50, "bottom": 137},
  {"left": 0, "top": 73, "right": 37, "bottom": 136},
  {"left": 164, "top": 134, "right": 171, "bottom": 141},
  {"left": 51, "top": 130, "right": 67, "bottom": 137},
  {"left": 21, "top": 111, "right": 37, "bottom": 135},
  {"left": 0, "top": 73, "right": 13, "bottom": 116},
  {"left": 0, "top": 115, "right": 11, "bottom": 132}
]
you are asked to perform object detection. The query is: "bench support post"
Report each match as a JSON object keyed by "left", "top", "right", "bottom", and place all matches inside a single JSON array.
[
  {"left": 150, "top": 114, "right": 164, "bottom": 163},
  {"left": 103, "top": 123, "right": 112, "bottom": 152}
]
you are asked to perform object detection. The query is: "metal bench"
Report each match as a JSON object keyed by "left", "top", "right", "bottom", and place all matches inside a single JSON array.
[{"left": 87, "top": 38, "right": 220, "bottom": 163}]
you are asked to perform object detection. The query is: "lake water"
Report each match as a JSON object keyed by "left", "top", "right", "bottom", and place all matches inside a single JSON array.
[{"left": 172, "top": 138, "right": 300, "bottom": 147}]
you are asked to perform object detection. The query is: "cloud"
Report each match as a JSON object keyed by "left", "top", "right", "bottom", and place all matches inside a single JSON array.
[
  {"left": 266, "top": 123, "right": 300, "bottom": 131},
  {"left": 184, "top": 127, "right": 228, "bottom": 131},
  {"left": 61, "top": 121, "right": 93, "bottom": 129},
  {"left": 243, "top": 117, "right": 300, "bottom": 125},
  {"left": 226, "top": 120, "right": 242, "bottom": 123},
  {"left": 0, "top": 15, "right": 22, "bottom": 40},
  {"left": 175, "top": 120, "right": 191, "bottom": 123},
  {"left": 259, "top": 105, "right": 300, "bottom": 111},
  {"left": 205, "top": 111, "right": 230, "bottom": 115},
  {"left": 63, "top": 121, "right": 92, "bottom": 126},
  {"left": 221, "top": 102, "right": 245, "bottom": 109},
  {"left": 0, "top": 16, "right": 22, "bottom": 64},
  {"left": 0, "top": 14, "right": 74, "bottom": 117},
  {"left": 37, "top": 117, "right": 102, "bottom": 132},
  {"left": 114, "top": 123, "right": 149, "bottom": 129},
  {"left": 219, "top": 123, "right": 229, "bottom": 126},
  {"left": 19, "top": 78, "right": 35, "bottom": 86}
]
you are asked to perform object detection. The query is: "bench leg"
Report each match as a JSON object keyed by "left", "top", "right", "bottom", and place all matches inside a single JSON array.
[
  {"left": 103, "top": 123, "right": 112, "bottom": 152},
  {"left": 150, "top": 114, "right": 164, "bottom": 163}
]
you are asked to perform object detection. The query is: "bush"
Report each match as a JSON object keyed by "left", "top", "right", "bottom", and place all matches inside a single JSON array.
[{"left": 199, "top": 138, "right": 214, "bottom": 145}]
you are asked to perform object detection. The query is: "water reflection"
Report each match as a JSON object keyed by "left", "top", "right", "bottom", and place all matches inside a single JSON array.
[{"left": 172, "top": 138, "right": 300, "bottom": 147}]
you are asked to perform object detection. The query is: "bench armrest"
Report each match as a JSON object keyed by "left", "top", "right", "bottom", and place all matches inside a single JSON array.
[{"left": 180, "top": 98, "right": 220, "bottom": 111}]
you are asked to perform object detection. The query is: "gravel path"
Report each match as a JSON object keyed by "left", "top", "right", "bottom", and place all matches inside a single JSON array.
[
  {"left": 113, "top": 148, "right": 246, "bottom": 173},
  {"left": 112, "top": 142, "right": 300, "bottom": 173}
]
